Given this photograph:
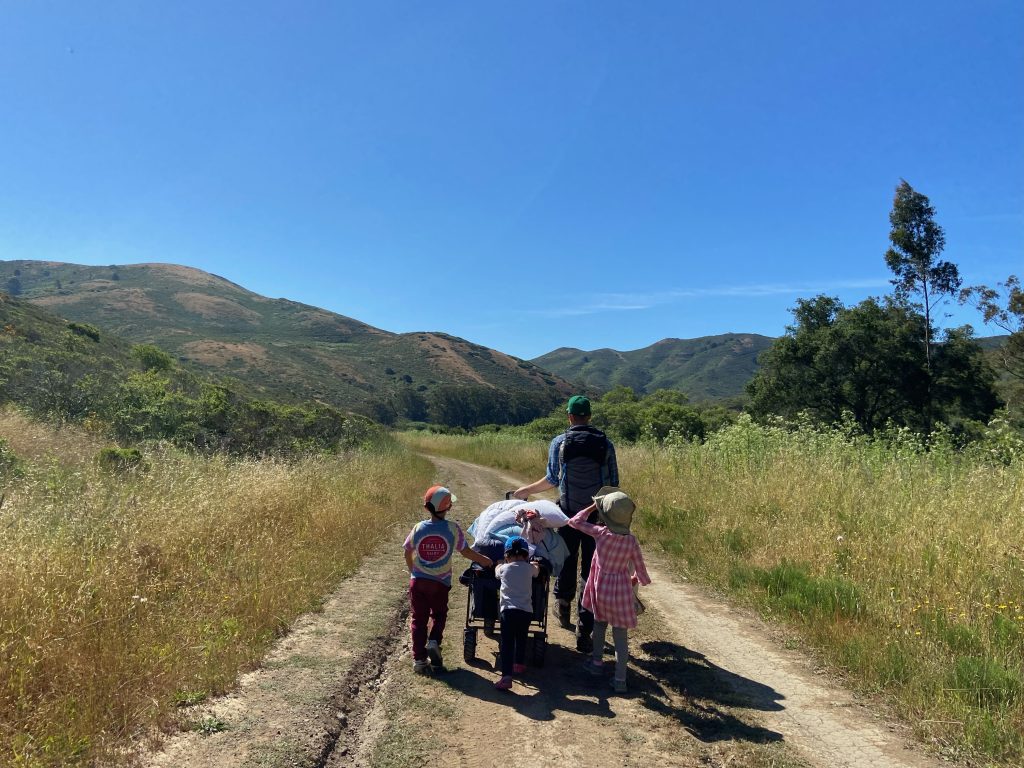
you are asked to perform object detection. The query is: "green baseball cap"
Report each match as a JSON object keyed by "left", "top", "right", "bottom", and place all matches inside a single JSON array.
[{"left": 566, "top": 395, "right": 592, "bottom": 416}]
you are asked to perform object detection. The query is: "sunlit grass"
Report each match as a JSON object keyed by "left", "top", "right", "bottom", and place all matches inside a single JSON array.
[
  {"left": 402, "top": 423, "right": 1024, "bottom": 765},
  {"left": 0, "top": 415, "right": 432, "bottom": 767},
  {"left": 398, "top": 430, "right": 546, "bottom": 478}
]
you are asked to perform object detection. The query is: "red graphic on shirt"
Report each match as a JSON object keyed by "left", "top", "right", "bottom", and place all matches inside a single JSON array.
[{"left": 417, "top": 535, "right": 450, "bottom": 563}]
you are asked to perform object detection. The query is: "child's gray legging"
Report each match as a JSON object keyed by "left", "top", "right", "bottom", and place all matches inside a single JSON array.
[{"left": 592, "top": 620, "right": 629, "bottom": 681}]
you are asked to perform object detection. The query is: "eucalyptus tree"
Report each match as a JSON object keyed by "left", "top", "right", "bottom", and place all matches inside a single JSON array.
[{"left": 884, "top": 180, "right": 961, "bottom": 372}]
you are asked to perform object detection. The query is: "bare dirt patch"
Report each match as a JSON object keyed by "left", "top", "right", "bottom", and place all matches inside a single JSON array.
[
  {"left": 173, "top": 292, "right": 261, "bottom": 324},
  {"left": 414, "top": 334, "right": 490, "bottom": 386},
  {"left": 181, "top": 340, "right": 270, "bottom": 367},
  {"left": 36, "top": 287, "right": 159, "bottom": 315}
]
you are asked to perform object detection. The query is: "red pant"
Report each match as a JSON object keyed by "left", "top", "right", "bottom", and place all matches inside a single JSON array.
[{"left": 409, "top": 578, "right": 451, "bottom": 662}]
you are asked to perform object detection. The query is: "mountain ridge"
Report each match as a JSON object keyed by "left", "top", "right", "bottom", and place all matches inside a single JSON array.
[
  {"left": 532, "top": 333, "right": 775, "bottom": 401},
  {"left": 0, "top": 259, "right": 573, "bottom": 420}
]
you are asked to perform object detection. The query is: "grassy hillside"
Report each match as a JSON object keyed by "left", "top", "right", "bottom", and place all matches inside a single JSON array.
[
  {"left": 0, "top": 293, "right": 379, "bottom": 455},
  {"left": 533, "top": 334, "right": 774, "bottom": 400},
  {"left": 0, "top": 260, "right": 573, "bottom": 419}
]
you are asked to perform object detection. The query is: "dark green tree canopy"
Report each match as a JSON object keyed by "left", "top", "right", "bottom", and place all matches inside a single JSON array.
[{"left": 747, "top": 295, "right": 999, "bottom": 435}]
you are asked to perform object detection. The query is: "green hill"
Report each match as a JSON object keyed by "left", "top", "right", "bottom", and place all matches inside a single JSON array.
[
  {"left": 0, "top": 260, "right": 573, "bottom": 421},
  {"left": 533, "top": 334, "right": 775, "bottom": 401}
]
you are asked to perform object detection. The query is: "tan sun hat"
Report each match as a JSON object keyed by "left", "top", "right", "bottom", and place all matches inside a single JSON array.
[{"left": 593, "top": 486, "right": 635, "bottom": 534}]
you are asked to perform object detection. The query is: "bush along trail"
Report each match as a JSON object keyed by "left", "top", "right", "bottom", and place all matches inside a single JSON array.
[{"left": 141, "top": 454, "right": 954, "bottom": 768}]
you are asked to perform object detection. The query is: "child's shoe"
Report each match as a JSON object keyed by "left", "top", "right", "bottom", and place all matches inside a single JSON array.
[
  {"left": 425, "top": 639, "right": 443, "bottom": 668},
  {"left": 610, "top": 678, "right": 627, "bottom": 694},
  {"left": 413, "top": 659, "right": 430, "bottom": 675},
  {"left": 582, "top": 659, "right": 603, "bottom": 677},
  {"left": 513, "top": 663, "right": 527, "bottom": 674},
  {"left": 494, "top": 675, "right": 513, "bottom": 691}
]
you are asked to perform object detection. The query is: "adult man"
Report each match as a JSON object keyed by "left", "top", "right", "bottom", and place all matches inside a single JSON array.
[{"left": 513, "top": 395, "right": 618, "bottom": 653}]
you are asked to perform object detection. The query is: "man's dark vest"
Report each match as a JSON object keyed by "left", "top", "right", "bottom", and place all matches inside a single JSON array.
[{"left": 558, "top": 425, "right": 609, "bottom": 514}]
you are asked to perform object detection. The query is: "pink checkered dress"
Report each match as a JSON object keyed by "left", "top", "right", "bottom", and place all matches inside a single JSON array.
[{"left": 568, "top": 509, "right": 651, "bottom": 629}]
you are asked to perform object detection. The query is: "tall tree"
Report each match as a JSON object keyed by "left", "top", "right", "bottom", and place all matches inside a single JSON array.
[{"left": 884, "top": 180, "right": 961, "bottom": 372}]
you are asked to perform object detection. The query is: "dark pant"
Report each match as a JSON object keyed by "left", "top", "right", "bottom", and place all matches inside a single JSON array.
[
  {"left": 554, "top": 525, "right": 595, "bottom": 637},
  {"left": 409, "top": 578, "right": 450, "bottom": 662},
  {"left": 499, "top": 608, "right": 532, "bottom": 675}
]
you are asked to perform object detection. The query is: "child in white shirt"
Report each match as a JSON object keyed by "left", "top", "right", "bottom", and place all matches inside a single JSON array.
[{"left": 493, "top": 536, "right": 540, "bottom": 690}]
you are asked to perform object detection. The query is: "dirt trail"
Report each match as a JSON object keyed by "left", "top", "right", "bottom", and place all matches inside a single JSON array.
[{"left": 141, "top": 455, "right": 950, "bottom": 768}]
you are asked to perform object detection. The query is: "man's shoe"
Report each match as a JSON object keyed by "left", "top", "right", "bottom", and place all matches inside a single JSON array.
[
  {"left": 555, "top": 599, "right": 572, "bottom": 629},
  {"left": 494, "top": 675, "right": 513, "bottom": 691},
  {"left": 582, "top": 659, "right": 603, "bottom": 676},
  {"left": 425, "top": 639, "right": 443, "bottom": 668},
  {"left": 610, "top": 678, "right": 628, "bottom": 694},
  {"left": 575, "top": 634, "right": 593, "bottom": 654},
  {"left": 413, "top": 659, "right": 430, "bottom": 675}
]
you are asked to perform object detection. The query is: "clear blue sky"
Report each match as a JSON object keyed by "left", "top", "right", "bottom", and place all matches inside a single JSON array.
[{"left": 2, "top": 2, "right": 1021, "bottom": 359}]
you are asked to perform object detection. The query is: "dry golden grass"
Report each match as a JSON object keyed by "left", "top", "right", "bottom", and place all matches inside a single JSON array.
[
  {"left": 0, "top": 417, "right": 432, "bottom": 767},
  {"left": 398, "top": 431, "right": 545, "bottom": 478},
  {"left": 402, "top": 425, "right": 1024, "bottom": 765}
]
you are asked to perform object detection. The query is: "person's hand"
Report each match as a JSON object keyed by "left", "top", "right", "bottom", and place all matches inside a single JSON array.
[{"left": 512, "top": 487, "right": 530, "bottom": 500}]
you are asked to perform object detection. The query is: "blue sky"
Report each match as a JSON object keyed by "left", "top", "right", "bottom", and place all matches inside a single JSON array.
[{"left": 1, "top": 2, "right": 1021, "bottom": 359}]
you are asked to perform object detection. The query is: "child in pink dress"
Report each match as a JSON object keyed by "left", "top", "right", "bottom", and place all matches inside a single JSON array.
[{"left": 567, "top": 486, "right": 650, "bottom": 694}]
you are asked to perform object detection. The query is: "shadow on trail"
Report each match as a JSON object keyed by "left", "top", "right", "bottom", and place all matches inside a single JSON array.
[
  {"left": 631, "top": 640, "right": 784, "bottom": 744},
  {"left": 436, "top": 642, "right": 616, "bottom": 722}
]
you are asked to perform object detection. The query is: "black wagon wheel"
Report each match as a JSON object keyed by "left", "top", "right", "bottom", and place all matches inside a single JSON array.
[
  {"left": 530, "top": 632, "right": 547, "bottom": 668},
  {"left": 463, "top": 627, "right": 478, "bottom": 663}
]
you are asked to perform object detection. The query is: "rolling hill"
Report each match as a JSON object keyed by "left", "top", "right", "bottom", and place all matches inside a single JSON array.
[
  {"left": 0, "top": 260, "right": 573, "bottom": 419},
  {"left": 532, "top": 334, "right": 775, "bottom": 401}
]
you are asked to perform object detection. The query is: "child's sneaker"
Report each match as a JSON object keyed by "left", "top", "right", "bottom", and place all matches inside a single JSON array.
[
  {"left": 513, "top": 663, "right": 527, "bottom": 674},
  {"left": 582, "top": 659, "right": 603, "bottom": 677},
  {"left": 610, "top": 678, "right": 627, "bottom": 694},
  {"left": 494, "top": 675, "right": 513, "bottom": 691},
  {"left": 425, "top": 639, "right": 443, "bottom": 668},
  {"left": 413, "top": 659, "right": 430, "bottom": 675}
]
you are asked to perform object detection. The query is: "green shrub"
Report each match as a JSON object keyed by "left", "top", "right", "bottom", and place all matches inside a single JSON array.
[
  {"left": 131, "top": 344, "right": 175, "bottom": 372},
  {"left": 0, "top": 437, "right": 23, "bottom": 477},
  {"left": 96, "top": 447, "right": 148, "bottom": 473},
  {"left": 67, "top": 322, "right": 101, "bottom": 342}
]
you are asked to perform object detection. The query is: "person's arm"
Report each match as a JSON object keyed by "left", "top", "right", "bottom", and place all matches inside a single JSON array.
[
  {"left": 404, "top": 548, "right": 414, "bottom": 573},
  {"left": 512, "top": 477, "right": 554, "bottom": 500},
  {"left": 461, "top": 545, "right": 493, "bottom": 568},
  {"left": 567, "top": 502, "right": 602, "bottom": 537},
  {"left": 514, "top": 436, "right": 562, "bottom": 499},
  {"left": 529, "top": 561, "right": 541, "bottom": 578},
  {"left": 632, "top": 540, "right": 651, "bottom": 586}
]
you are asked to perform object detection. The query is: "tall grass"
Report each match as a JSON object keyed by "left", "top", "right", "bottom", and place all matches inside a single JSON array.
[
  {"left": 0, "top": 414, "right": 432, "bottom": 767},
  {"left": 403, "top": 423, "right": 1024, "bottom": 765},
  {"left": 398, "top": 430, "right": 546, "bottom": 479}
]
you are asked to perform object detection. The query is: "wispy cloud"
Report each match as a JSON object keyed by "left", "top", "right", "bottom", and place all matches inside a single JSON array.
[{"left": 534, "top": 279, "right": 891, "bottom": 318}]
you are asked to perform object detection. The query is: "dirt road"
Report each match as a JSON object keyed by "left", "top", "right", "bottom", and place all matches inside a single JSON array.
[{"left": 143, "top": 455, "right": 948, "bottom": 768}]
